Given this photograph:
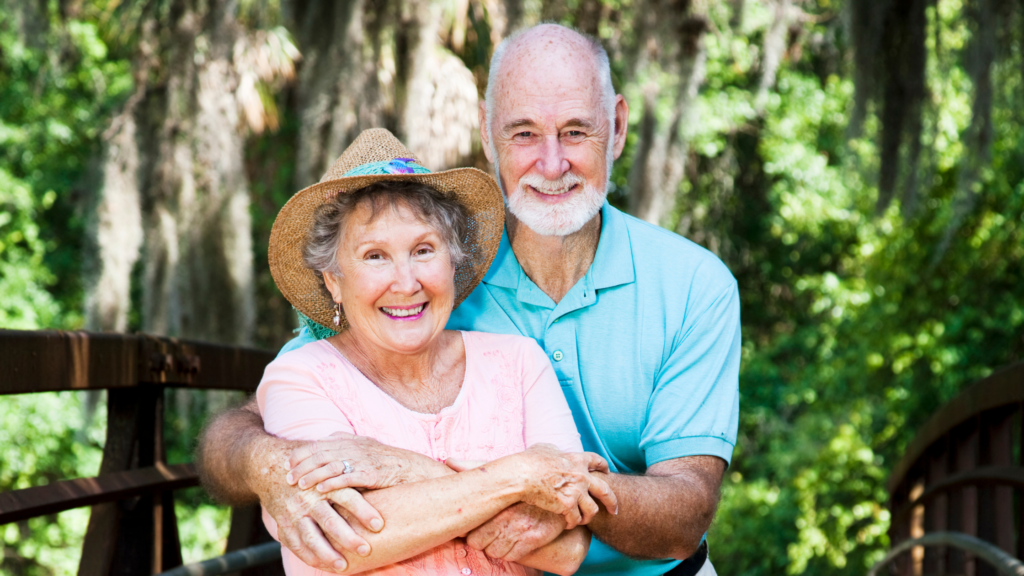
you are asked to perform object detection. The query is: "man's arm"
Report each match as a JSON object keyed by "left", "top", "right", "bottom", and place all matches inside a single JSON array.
[
  {"left": 198, "top": 399, "right": 384, "bottom": 570},
  {"left": 587, "top": 456, "right": 725, "bottom": 560},
  {"left": 465, "top": 454, "right": 724, "bottom": 562},
  {"left": 583, "top": 276, "right": 737, "bottom": 559},
  {"left": 198, "top": 399, "right": 286, "bottom": 505}
]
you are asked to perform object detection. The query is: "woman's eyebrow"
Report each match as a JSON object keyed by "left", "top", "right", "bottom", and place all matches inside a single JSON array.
[{"left": 353, "top": 230, "right": 438, "bottom": 249}]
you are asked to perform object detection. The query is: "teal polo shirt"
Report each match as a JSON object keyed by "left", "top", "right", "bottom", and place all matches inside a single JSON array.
[{"left": 280, "top": 202, "right": 741, "bottom": 576}]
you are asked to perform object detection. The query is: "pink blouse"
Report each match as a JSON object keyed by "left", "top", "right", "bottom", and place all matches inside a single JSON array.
[{"left": 256, "top": 331, "right": 583, "bottom": 576}]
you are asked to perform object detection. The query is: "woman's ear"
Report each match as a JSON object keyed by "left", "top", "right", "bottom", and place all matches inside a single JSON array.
[{"left": 322, "top": 270, "right": 344, "bottom": 303}]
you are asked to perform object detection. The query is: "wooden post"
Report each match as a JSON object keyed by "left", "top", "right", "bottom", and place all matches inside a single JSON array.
[
  {"left": 79, "top": 388, "right": 142, "bottom": 576},
  {"left": 225, "top": 504, "right": 284, "bottom": 576},
  {"left": 947, "top": 418, "right": 979, "bottom": 576},
  {"left": 1017, "top": 402, "right": 1023, "bottom": 562},
  {"left": 977, "top": 405, "right": 1016, "bottom": 576},
  {"left": 78, "top": 356, "right": 184, "bottom": 575},
  {"left": 890, "top": 479, "right": 910, "bottom": 576},
  {"left": 923, "top": 437, "right": 949, "bottom": 574}
]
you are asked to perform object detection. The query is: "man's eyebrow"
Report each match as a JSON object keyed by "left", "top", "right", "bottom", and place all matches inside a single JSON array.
[
  {"left": 502, "top": 119, "right": 537, "bottom": 132},
  {"left": 562, "top": 118, "right": 596, "bottom": 130},
  {"left": 502, "top": 118, "right": 598, "bottom": 133}
]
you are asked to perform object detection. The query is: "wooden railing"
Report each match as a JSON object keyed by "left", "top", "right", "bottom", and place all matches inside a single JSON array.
[
  {"left": 884, "top": 362, "right": 1024, "bottom": 576},
  {"left": 0, "top": 329, "right": 282, "bottom": 576}
]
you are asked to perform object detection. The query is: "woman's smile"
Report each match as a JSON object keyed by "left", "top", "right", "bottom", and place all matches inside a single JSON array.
[{"left": 380, "top": 302, "right": 428, "bottom": 320}]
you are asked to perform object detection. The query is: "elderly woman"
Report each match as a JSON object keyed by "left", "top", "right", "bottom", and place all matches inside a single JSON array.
[{"left": 258, "top": 129, "right": 616, "bottom": 576}]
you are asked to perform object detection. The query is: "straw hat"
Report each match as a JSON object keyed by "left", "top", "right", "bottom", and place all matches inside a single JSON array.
[{"left": 269, "top": 128, "right": 505, "bottom": 335}]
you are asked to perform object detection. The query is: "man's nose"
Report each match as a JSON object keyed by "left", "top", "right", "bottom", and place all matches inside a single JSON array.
[
  {"left": 391, "top": 260, "right": 422, "bottom": 295},
  {"left": 535, "top": 135, "right": 570, "bottom": 180}
]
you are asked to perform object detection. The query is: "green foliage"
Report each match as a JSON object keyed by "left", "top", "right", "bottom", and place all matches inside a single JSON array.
[
  {"left": 0, "top": 392, "right": 105, "bottom": 575},
  {"left": 174, "top": 488, "right": 233, "bottom": 564},
  {"left": 0, "top": 169, "right": 60, "bottom": 328},
  {"left": 689, "top": 1, "right": 1024, "bottom": 574},
  {"left": 2, "top": 0, "right": 1023, "bottom": 574},
  {"left": 0, "top": 3, "right": 132, "bottom": 329}
]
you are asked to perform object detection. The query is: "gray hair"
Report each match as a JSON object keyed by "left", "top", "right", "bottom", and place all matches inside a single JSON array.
[
  {"left": 303, "top": 181, "right": 470, "bottom": 293},
  {"left": 485, "top": 24, "right": 617, "bottom": 147}
]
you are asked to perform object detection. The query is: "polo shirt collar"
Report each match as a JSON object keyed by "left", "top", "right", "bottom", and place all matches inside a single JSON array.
[
  {"left": 480, "top": 201, "right": 636, "bottom": 293},
  {"left": 591, "top": 202, "right": 636, "bottom": 289},
  {"left": 481, "top": 227, "right": 519, "bottom": 289}
]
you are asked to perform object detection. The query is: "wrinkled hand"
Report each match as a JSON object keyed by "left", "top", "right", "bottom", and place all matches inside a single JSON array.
[
  {"left": 504, "top": 444, "right": 618, "bottom": 529},
  {"left": 465, "top": 503, "right": 567, "bottom": 561},
  {"left": 287, "top": 431, "right": 438, "bottom": 493},
  {"left": 260, "top": 459, "right": 383, "bottom": 573}
]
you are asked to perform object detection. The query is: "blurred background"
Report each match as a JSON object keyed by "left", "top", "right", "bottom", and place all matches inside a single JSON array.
[{"left": 1, "top": 0, "right": 1022, "bottom": 573}]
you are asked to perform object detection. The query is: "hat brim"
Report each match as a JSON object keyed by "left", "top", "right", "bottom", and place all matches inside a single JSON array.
[{"left": 269, "top": 167, "right": 505, "bottom": 332}]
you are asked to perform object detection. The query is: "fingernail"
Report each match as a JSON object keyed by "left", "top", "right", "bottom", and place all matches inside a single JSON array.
[
  {"left": 317, "top": 483, "right": 326, "bottom": 492},
  {"left": 298, "top": 479, "right": 306, "bottom": 489},
  {"left": 334, "top": 560, "right": 347, "bottom": 570},
  {"left": 286, "top": 473, "right": 294, "bottom": 484},
  {"left": 371, "top": 518, "right": 383, "bottom": 531},
  {"left": 357, "top": 544, "right": 370, "bottom": 556},
  {"left": 284, "top": 459, "right": 292, "bottom": 470}
]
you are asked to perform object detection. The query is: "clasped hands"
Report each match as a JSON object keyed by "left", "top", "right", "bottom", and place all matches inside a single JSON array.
[{"left": 266, "top": 431, "right": 616, "bottom": 572}]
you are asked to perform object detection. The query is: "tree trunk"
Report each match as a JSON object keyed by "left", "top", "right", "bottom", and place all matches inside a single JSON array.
[
  {"left": 755, "top": 0, "right": 793, "bottom": 112},
  {"left": 85, "top": 107, "right": 144, "bottom": 333},
  {"left": 626, "top": 1, "right": 707, "bottom": 228},
  {"left": 289, "top": 0, "right": 395, "bottom": 188},
  {"left": 84, "top": 0, "right": 258, "bottom": 345},
  {"left": 399, "top": 0, "right": 478, "bottom": 170},
  {"left": 135, "top": 0, "right": 256, "bottom": 345},
  {"left": 932, "top": 0, "right": 1000, "bottom": 265}
]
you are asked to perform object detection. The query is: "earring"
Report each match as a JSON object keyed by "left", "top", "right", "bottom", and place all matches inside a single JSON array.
[{"left": 333, "top": 302, "right": 342, "bottom": 326}]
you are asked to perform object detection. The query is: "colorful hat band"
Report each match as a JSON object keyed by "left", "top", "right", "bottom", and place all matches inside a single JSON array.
[{"left": 343, "top": 158, "right": 432, "bottom": 177}]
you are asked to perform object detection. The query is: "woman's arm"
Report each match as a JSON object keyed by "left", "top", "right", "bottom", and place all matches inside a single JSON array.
[
  {"left": 326, "top": 445, "right": 611, "bottom": 575},
  {"left": 444, "top": 459, "right": 593, "bottom": 576}
]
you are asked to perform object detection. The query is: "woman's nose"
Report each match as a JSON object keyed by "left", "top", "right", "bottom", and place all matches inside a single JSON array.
[
  {"left": 391, "top": 260, "right": 421, "bottom": 295},
  {"left": 536, "top": 135, "right": 570, "bottom": 180}
]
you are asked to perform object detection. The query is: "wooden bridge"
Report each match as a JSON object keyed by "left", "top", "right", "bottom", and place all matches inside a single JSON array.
[
  {"left": 0, "top": 328, "right": 1022, "bottom": 575},
  {"left": 0, "top": 329, "right": 282, "bottom": 575},
  {"left": 879, "top": 362, "right": 1024, "bottom": 576}
]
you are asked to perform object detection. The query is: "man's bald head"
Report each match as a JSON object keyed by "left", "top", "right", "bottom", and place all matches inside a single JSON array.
[{"left": 484, "top": 24, "right": 616, "bottom": 140}]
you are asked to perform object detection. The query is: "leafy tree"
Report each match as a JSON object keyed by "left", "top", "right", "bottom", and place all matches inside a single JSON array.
[{"left": 2, "top": 0, "right": 1023, "bottom": 574}]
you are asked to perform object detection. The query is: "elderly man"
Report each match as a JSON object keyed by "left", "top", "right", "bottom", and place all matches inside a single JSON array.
[{"left": 200, "top": 23, "right": 739, "bottom": 576}]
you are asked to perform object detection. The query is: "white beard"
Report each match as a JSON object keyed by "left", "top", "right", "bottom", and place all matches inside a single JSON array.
[{"left": 504, "top": 171, "right": 608, "bottom": 236}]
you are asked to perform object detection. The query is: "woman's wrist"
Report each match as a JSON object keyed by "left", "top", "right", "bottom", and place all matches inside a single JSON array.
[{"left": 485, "top": 451, "right": 538, "bottom": 500}]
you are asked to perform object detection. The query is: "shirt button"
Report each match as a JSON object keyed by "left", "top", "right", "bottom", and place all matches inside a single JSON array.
[
  {"left": 457, "top": 548, "right": 467, "bottom": 558},
  {"left": 462, "top": 568, "right": 472, "bottom": 575},
  {"left": 552, "top": 350, "right": 564, "bottom": 362},
  {"left": 439, "top": 451, "right": 448, "bottom": 460}
]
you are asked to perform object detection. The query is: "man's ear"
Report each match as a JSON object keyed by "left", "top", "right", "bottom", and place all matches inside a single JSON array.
[
  {"left": 612, "top": 94, "right": 629, "bottom": 160},
  {"left": 479, "top": 101, "right": 494, "bottom": 163}
]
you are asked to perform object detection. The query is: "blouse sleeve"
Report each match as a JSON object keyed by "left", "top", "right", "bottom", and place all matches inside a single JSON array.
[
  {"left": 519, "top": 339, "right": 584, "bottom": 453},
  {"left": 256, "top": 347, "right": 356, "bottom": 441}
]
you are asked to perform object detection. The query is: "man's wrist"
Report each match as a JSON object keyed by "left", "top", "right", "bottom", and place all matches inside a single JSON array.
[{"left": 244, "top": 432, "right": 296, "bottom": 500}]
